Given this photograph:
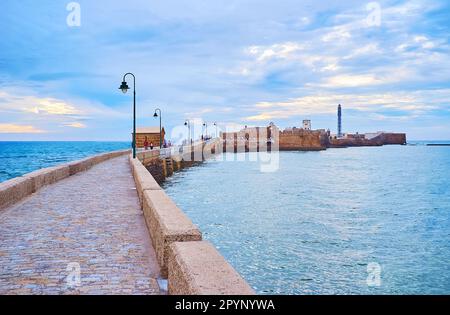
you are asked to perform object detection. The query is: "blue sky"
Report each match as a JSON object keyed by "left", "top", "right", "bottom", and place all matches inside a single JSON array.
[{"left": 0, "top": 0, "right": 449, "bottom": 140}]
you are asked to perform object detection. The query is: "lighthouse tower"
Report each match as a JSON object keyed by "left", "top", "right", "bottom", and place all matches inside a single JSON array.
[{"left": 337, "top": 104, "right": 342, "bottom": 138}]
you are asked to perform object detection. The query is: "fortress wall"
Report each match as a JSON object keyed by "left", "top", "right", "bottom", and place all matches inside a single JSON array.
[
  {"left": 330, "top": 133, "right": 407, "bottom": 148},
  {"left": 222, "top": 128, "right": 328, "bottom": 152},
  {"left": 379, "top": 133, "right": 407, "bottom": 145},
  {"left": 279, "top": 130, "right": 327, "bottom": 151},
  {"left": 329, "top": 138, "right": 383, "bottom": 148}
]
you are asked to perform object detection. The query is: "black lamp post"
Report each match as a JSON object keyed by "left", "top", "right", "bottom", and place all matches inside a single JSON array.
[
  {"left": 119, "top": 73, "right": 136, "bottom": 159},
  {"left": 153, "top": 108, "right": 162, "bottom": 148},
  {"left": 184, "top": 120, "right": 191, "bottom": 144}
]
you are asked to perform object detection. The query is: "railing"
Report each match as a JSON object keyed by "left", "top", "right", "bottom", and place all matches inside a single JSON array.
[
  {"left": 138, "top": 138, "right": 221, "bottom": 160},
  {"left": 160, "top": 148, "right": 172, "bottom": 158}
]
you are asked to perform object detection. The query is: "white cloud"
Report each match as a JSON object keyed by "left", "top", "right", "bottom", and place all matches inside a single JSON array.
[
  {"left": 22, "top": 98, "right": 82, "bottom": 116},
  {"left": 0, "top": 123, "right": 46, "bottom": 134},
  {"left": 321, "top": 27, "right": 352, "bottom": 42},
  {"left": 243, "top": 89, "right": 449, "bottom": 121},
  {"left": 2, "top": 0, "right": 450, "bottom": 140},
  {"left": 62, "top": 122, "right": 86, "bottom": 128},
  {"left": 0, "top": 86, "right": 128, "bottom": 139},
  {"left": 343, "top": 43, "right": 381, "bottom": 59},
  {"left": 317, "top": 74, "right": 383, "bottom": 88},
  {"left": 246, "top": 42, "right": 305, "bottom": 62},
  {"left": 0, "top": 90, "right": 83, "bottom": 116}
]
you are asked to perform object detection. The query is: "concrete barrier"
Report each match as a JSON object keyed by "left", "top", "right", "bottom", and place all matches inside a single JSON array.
[
  {"left": 25, "top": 165, "right": 70, "bottom": 192},
  {"left": 66, "top": 150, "right": 129, "bottom": 175},
  {"left": 168, "top": 241, "right": 255, "bottom": 295},
  {"left": 143, "top": 189, "right": 202, "bottom": 277},
  {"left": 67, "top": 157, "right": 94, "bottom": 175},
  {"left": 129, "top": 155, "right": 162, "bottom": 205},
  {"left": 0, "top": 149, "right": 130, "bottom": 211}
]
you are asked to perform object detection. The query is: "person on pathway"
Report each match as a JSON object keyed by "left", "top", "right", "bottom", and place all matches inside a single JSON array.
[
  {"left": 144, "top": 137, "right": 149, "bottom": 150},
  {"left": 150, "top": 142, "right": 154, "bottom": 150}
]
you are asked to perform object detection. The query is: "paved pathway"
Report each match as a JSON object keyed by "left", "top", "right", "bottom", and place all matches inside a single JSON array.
[{"left": 0, "top": 156, "right": 161, "bottom": 295}]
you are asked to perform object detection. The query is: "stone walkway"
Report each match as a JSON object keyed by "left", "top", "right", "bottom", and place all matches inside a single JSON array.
[{"left": 0, "top": 156, "right": 161, "bottom": 295}]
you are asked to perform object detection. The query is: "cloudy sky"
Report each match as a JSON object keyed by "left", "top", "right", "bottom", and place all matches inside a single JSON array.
[{"left": 0, "top": 0, "right": 449, "bottom": 140}]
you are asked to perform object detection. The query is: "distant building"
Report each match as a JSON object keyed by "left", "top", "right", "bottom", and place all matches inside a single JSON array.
[
  {"left": 302, "top": 119, "right": 311, "bottom": 130},
  {"left": 345, "top": 132, "right": 366, "bottom": 140},
  {"left": 134, "top": 127, "right": 165, "bottom": 148}
]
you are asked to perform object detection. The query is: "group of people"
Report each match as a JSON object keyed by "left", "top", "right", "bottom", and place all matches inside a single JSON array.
[
  {"left": 143, "top": 138, "right": 154, "bottom": 150},
  {"left": 143, "top": 137, "right": 172, "bottom": 151}
]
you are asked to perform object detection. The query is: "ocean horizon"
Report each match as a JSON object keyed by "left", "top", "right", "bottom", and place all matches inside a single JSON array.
[
  {"left": 1, "top": 140, "right": 450, "bottom": 183},
  {"left": 1, "top": 140, "right": 449, "bottom": 183}
]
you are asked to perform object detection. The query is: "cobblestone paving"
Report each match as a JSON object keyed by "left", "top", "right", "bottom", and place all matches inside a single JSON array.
[{"left": 0, "top": 156, "right": 161, "bottom": 295}]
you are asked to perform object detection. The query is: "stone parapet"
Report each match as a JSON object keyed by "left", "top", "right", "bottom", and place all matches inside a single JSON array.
[
  {"left": 25, "top": 164, "right": 71, "bottom": 192},
  {"left": 168, "top": 241, "right": 255, "bottom": 295},
  {"left": 0, "top": 177, "right": 34, "bottom": 210},
  {"left": 143, "top": 189, "right": 202, "bottom": 277},
  {"left": 129, "top": 155, "right": 162, "bottom": 205}
]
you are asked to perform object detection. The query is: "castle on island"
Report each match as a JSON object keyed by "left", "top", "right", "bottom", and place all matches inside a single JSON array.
[{"left": 221, "top": 105, "right": 406, "bottom": 151}]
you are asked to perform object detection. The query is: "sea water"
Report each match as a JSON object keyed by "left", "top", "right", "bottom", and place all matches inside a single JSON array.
[
  {"left": 163, "top": 143, "right": 450, "bottom": 294},
  {"left": 0, "top": 141, "right": 129, "bottom": 182}
]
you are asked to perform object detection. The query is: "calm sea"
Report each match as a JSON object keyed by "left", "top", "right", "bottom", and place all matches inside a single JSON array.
[
  {"left": 163, "top": 142, "right": 450, "bottom": 294},
  {"left": 0, "top": 141, "right": 130, "bottom": 183}
]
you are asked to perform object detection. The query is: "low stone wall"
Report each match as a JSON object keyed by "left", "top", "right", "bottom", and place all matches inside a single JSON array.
[
  {"left": 168, "top": 241, "right": 255, "bottom": 295},
  {"left": 131, "top": 151, "right": 255, "bottom": 295},
  {"left": 0, "top": 149, "right": 130, "bottom": 211},
  {"left": 0, "top": 177, "right": 35, "bottom": 211},
  {"left": 130, "top": 154, "right": 202, "bottom": 277},
  {"left": 143, "top": 190, "right": 202, "bottom": 277},
  {"left": 129, "top": 156, "right": 162, "bottom": 205}
]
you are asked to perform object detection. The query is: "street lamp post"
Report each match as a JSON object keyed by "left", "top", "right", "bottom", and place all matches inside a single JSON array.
[
  {"left": 203, "top": 122, "right": 208, "bottom": 140},
  {"left": 153, "top": 108, "right": 162, "bottom": 148},
  {"left": 184, "top": 120, "right": 191, "bottom": 144},
  {"left": 119, "top": 73, "right": 136, "bottom": 159}
]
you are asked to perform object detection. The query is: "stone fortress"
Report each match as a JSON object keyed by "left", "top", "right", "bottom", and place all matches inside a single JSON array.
[{"left": 221, "top": 105, "right": 407, "bottom": 152}]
